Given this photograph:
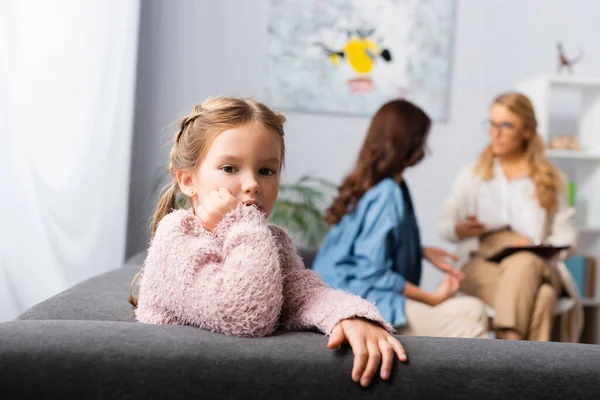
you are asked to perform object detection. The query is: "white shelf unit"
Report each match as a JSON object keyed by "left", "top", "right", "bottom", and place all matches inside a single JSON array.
[
  {"left": 578, "top": 226, "right": 600, "bottom": 235},
  {"left": 516, "top": 75, "right": 600, "bottom": 344},
  {"left": 546, "top": 149, "right": 600, "bottom": 161},
  {"left": 518, "top": 75, "right": 600, "bottom": 228}
]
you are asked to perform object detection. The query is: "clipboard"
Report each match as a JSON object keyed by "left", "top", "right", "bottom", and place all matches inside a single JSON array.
[{"left": 486, "top": 245, "right": 570, "bottom": 264}]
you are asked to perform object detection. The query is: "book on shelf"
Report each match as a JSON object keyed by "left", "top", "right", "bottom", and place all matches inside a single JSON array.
[{"left": 565, "top": 255, "right": 597, "bottom": 298}]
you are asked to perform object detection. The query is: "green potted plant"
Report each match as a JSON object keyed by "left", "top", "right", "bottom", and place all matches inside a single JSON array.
[{"left": 269, "top": 174, "right": 337, "bottom": 248}]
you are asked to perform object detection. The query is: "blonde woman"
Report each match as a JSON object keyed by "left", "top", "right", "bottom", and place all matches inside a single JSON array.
[{"left": 439, "top": 92, "right": 583, "bottom": 342}]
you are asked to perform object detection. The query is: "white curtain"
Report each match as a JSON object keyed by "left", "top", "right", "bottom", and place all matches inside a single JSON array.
[{"left": 0, "top": 0, "right": 140, "bottom": 321}]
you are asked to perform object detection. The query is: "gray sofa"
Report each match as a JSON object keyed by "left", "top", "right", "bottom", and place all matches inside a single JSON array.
[{"left": 1, "top": 249, "right": 599, "bottom": 400}]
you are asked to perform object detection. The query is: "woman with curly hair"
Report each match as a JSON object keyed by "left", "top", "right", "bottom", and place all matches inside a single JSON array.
[{"left": 438, "top": 92, "right": 582, "bottom": 342}]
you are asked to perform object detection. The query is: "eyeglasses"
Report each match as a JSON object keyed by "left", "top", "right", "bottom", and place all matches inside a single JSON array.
[{"left": 483, "top": 120, "right": 518, "bottom": 135}]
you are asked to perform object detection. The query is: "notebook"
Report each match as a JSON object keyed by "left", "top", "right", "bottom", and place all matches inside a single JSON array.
[{"left": 486, "top": 245, "right": 570, "bottom": 264}]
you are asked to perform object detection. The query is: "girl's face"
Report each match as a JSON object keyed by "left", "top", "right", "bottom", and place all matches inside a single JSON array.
[{"left": 183, "top": 122, "right": 282, "bottom": 217}]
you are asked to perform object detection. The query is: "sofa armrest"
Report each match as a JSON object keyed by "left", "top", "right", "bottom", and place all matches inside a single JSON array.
[{"left": 1, "top": 319, "right": 599, "bottom": 400}]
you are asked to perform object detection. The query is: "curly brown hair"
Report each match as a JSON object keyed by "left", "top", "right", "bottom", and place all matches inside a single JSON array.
[{"left": 325, "top": 99, "right": 431, "bottom": 225}]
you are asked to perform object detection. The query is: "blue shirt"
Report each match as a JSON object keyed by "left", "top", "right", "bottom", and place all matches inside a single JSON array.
[{"left": 313, "top": 178, "right": 422, "bottom": 327}]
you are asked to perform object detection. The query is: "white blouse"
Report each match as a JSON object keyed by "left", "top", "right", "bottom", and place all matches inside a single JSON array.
[
  {"left": 438, "top": 160, "right": 576, "bottom": 255},
  {"left": 476, "top": 159, "right": 546, "bottom": 242}
]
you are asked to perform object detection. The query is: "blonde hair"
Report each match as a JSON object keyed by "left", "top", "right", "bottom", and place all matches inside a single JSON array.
[
  {"left": 475, "top": 92, "right": 562, "bottom": 213},
  {"left": 128, "top": 97, "right": 286, "bottom": 307}
]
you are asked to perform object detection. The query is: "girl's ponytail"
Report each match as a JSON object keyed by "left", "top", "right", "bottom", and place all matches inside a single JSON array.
[
  {"left": 151, "top": 181, "right": 179, "bottom": 238},
  {"left": 128, "top": 181, "right": 178, "bottom": 308}
]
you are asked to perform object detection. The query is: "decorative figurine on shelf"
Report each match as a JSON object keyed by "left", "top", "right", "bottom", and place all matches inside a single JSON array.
[
  {"left": 557, "top": 42, "right": 584, "bottom": 75},
  {"left": 549, "top": 135, "right": 580, "bottom": 151}
]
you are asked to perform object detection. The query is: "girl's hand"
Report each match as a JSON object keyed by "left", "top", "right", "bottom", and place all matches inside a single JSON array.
[
  {"left": 195, "top": 188, "right": 240, "bottom": 232},
  {"left": 328, "top": 318, "right": 407, "bottom": 387},
  {"left": 431, "top": 274, "right": 460, "bottom": 306},
  {"left": 423, "top": 247, "right": 465, "bottom": 281},
  {"left": 455, "top": 216, "right": 486, "bottom": 240}
]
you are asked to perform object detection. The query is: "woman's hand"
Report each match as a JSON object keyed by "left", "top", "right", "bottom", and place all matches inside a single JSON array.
[
  {"left": 455, "top": 216, "right": 486, "bottom": 240},
  {"left": 512, "top": 237, "right": 533, "bottom": 247},
  {"left": 423, "top": 247, "right": 465, "bottom": 281},
  {"left": 195, "top": 188, "right": 241, "bottom": 232},
  {"left": 431, "top": 274, "right": 460, "bottom": 306},
  {"left": 328, "top": 318, "right": 407, "bottom": 387}
]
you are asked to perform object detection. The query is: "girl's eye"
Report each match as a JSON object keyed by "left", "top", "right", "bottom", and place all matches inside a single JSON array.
[
  {"left": 221, "top": 166, "right": 238, "bottom": 173},
  {"left": 259, "top": 168, "right": 276, "bottom": 176}
]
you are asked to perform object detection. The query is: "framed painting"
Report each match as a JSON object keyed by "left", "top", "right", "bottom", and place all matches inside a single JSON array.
[{"left": 265, "top": 0, "right": 455, "bottom": 120}]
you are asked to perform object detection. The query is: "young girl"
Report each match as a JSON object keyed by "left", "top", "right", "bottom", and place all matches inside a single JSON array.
[
  {"left": 312, "top": 99, "right": 489, "bottom": 338},
  {"left": 130, "top": 97, "right": 406, "bottom": 388}
]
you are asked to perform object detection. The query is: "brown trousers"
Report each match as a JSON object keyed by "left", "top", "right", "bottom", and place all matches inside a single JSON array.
[{"left": 460, "top": 230, "right": 562, "bottom": 341}]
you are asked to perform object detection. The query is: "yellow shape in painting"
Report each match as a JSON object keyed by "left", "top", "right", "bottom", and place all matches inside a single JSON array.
[
  {"left": 329, "top": 53, "right": 341, "bottom": 66},
  {"left": 342, "top": 38, "right": 382, "bottom": 74}
]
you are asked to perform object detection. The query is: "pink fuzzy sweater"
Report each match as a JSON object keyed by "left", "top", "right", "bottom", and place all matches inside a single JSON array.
[{"left": 135, "top": 206, "right": 393, "bottom": 337}]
